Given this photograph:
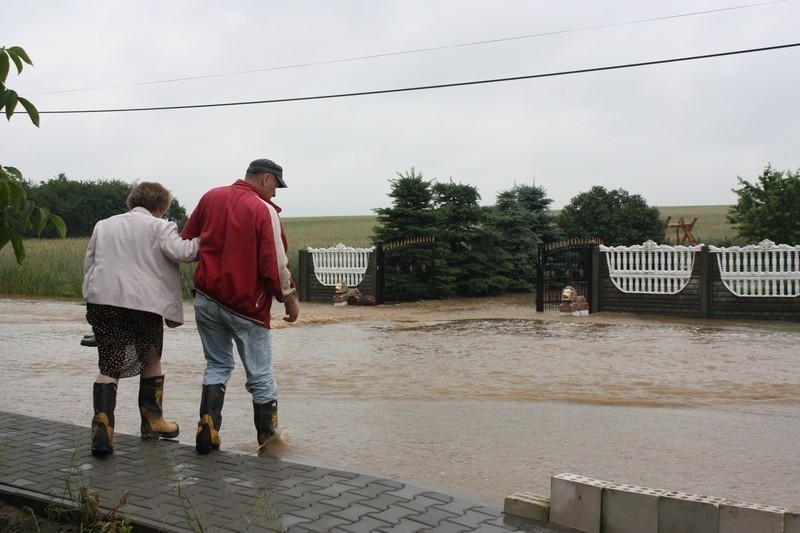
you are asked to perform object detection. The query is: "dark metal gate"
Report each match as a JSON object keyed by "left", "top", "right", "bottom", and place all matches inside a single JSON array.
[
  {"left": 536, "top": 238, "right": 599, "bottom": 312},
  {"left": 376, "top": 236, "right": 438, "bottom": 303}
]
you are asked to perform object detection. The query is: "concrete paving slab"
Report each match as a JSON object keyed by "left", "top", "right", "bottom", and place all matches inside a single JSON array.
[{"left": 0, "top": 411, "right": 567, "bottom": 532}]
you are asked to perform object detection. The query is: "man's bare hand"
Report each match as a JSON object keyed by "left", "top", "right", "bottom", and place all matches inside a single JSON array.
[{"left": 283, "top": 297, "right": 299, "bottom": 323}]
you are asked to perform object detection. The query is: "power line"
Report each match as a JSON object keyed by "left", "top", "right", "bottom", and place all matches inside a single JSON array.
[
  {"left": 30, "top": 0, "right": 786, "bottom": 96},
  {"left": 40, "top": 42, "right": 800, "bottom": 115}
]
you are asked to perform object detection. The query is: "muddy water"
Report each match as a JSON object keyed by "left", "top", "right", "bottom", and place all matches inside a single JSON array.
[{"left": 1, "top": 295, "right": 799, "bottom": 509}]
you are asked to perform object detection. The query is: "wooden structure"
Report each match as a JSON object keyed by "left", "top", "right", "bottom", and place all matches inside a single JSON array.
[{"left": 664, "top": 216, "right": 698, "bottom": 246}]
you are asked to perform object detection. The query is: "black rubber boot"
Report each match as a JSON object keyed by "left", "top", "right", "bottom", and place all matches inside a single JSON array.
[
  {"left": 91, "top": 382, "right": 117, "bottom": 457},
  {"left": 139, "top": 375, "right": 179, "bottom": 441},
  {"left": 254, "top": 400, "right": 278, "bottom": 446},
  {"left": 196, "top": 384, "right": 225, "bottom": 454}
]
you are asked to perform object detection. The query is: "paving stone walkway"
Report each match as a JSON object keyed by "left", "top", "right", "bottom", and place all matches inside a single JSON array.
[{"left": 0, "top": 411, "right": 570, "bottom": 532}]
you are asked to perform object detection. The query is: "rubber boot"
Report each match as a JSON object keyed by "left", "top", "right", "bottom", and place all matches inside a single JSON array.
[
  {"left": 254, "top": 400, "right": 278, "bottom": 446},
  {"left": 139, "top": 375, "right": 180, "bottom": 441},
  {"left": 91, "top": 382, "right": 117, "bottom": 457},
  {"left": 196, "top": 384, "right": 225, "bottom": 454}
]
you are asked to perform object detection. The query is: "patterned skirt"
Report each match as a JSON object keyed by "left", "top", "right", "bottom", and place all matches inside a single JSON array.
[{"left": 86, "top": 304, "right": 164, "bottom": 379}]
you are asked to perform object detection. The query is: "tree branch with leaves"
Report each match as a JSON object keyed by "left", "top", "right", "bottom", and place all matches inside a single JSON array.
[
  {"left": 1, "top": 44, "right": 66, "bottom": 264},
  {"left": 728, "top": 164, "right": 800, "bottom": 243}
]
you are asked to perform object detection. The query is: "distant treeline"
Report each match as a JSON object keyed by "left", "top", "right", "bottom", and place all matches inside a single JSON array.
[{"left": 18, "top": 174, "right": 188, "bottom": 238}]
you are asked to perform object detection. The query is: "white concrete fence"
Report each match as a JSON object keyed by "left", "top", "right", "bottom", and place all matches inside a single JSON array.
[
  {"left": 600, "top": 239, "right": 800, "bottom": 298},
  {"left": 307, "top": 243, "right": 375, "bottom": 288},
  {"left": 600, "top": 240, "right": 702, "bottom": 295},
  {"left": 710, "top": 239, "right": 800, "bottom": 297}
]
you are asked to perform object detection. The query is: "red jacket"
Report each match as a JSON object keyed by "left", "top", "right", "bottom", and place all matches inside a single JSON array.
[{"left": 182, "top": 179, "right": 294, "bottom": 327}]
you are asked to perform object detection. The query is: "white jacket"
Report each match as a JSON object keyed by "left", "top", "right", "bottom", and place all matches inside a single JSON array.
[{"left": 83, "top": 207, "right": 199, "bottom": 325}]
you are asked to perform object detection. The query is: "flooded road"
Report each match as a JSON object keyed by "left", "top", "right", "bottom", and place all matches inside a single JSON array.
[{"left": 1, "top": 294, "right": 799, "bottom": 509}]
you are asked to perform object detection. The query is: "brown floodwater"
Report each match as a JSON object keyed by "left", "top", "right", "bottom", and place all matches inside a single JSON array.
[{"left": 1, "top": 294, "right": 799, "bottom": 510}]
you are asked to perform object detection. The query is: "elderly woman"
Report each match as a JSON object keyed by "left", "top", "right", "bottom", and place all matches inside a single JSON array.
[{"left": 83, "top": 182, "right": 199, "bottom": 456}]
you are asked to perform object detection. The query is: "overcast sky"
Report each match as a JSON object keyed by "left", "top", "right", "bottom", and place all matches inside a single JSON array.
[{"left": 3, "top": 1, "right": 799, "bottom": 217}]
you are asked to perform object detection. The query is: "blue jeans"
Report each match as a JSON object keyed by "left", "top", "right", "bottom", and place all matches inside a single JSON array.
[{"left": 194, "top": 292, "right": 276, "bottom": 403}]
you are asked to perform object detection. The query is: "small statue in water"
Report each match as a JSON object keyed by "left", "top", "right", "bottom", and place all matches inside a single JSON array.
[
  {"left": 333, "top": 281, "right": 376, "bottom": 306},
  {"left": 558, "top": 286, "right": 589, "bottom": 316}
]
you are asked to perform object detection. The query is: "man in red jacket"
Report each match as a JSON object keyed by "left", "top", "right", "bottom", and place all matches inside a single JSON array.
[{"left": 182, "top": 158, "right": 300, "bottom": 454}]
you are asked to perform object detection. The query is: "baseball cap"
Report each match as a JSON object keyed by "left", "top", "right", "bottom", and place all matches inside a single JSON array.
[{"left": 246, "top": 158, "right": 286, "bottom": 188}]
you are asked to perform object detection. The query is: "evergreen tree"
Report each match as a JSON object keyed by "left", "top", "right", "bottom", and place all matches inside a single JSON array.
[
  {"left": 372, "top": 168, "right": 455, "bottom": 298},
  {"left": 371, "top": 168, "right": 436, "bottom": 243},
  {"left": 514, "top": 184, "right": 561, "bottom": 242},
  {"left": 432, "top": 180, "right": 507, "bottom": 296},
  {"left": 490, "top": 184, "right": 559, "bottom": 292}
]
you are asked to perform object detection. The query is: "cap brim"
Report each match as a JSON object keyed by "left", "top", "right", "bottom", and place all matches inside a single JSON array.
[{"left": 275, "top": 175, "right": 287, "bottom": 188}]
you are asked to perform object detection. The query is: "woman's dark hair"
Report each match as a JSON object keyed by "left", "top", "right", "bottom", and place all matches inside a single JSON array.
[{"left": 126, "top": 182, "right": 172, "bottom": 214}]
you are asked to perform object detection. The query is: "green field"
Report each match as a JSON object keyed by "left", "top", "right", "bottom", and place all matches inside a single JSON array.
[
  {"left": 0, "top": 207, "right": 737, "bottom": 298},
  {"left": 286, "top": 206, "right": 740, "bottom": 247},
  {"left": 283, "top": 215, "right": 377, "bottom": 249},
  {"left": 657, "top": 205, "right": 738, "bottom": 245}
]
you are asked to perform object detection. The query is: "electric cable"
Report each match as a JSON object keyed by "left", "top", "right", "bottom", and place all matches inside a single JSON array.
[
  {"left": 39, "top": 42, "right": 800, "bottom": 115},
  {"left": 29, "top": 0, "right": 786, "bottom": 96}
]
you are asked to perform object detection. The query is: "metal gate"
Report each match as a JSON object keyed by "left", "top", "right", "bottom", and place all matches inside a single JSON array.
[
  {"left": 376, "top": 236, "right": 438, "bottom": 303},
  {"left": 536, "top": 238, "right": 599, "bottom": 312}
]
